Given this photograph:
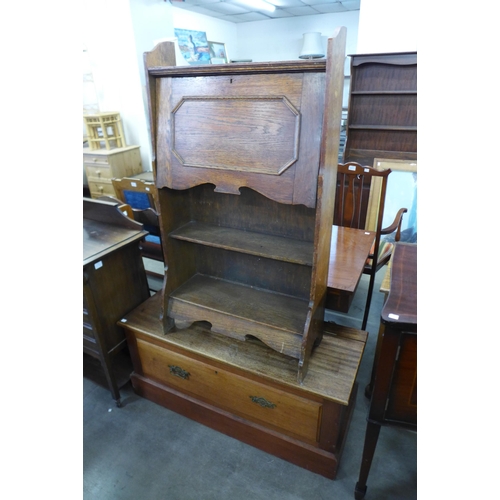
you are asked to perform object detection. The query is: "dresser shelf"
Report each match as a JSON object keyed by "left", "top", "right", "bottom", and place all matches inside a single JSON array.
[
  {"left": 348, "top": 125, "right": 417, "bottom": 131},
  {"left": 343, "top": 51, "right": 417, "bottom": 166},
  {"left": 350, "top": 90, "right": 416, "bottom": 95}
]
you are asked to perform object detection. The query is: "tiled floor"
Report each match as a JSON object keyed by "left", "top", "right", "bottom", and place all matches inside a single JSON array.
[{"left": 83, "top": 269, "right": 417, "bottom": 499}]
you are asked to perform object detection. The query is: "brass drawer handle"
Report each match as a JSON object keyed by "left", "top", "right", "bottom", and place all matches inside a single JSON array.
[
  {"left": 250, "top": 396, "right": 276, "bottom": 409},
  {"left": 168, "top": 365, "right": 190, "bottom": 380}
]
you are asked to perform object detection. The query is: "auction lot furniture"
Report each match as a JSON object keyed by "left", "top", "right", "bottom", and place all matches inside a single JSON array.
[
  {"left": 145, "top": 29, "right": 346, "bottom": 383},
  {"left": 342, "top": 52, "right": 417, "bottom": 166},
  {"left": 83, "top": 112, "right": 126, "bottom": 150},
  {"left": 355, "top": 243, "right": 417, "bottom": 499},
  {"left": 326, "top": 225, "right": 375, "bottom": 312},
  {"left": 83, "top": 145, "right": 143, "bottom": 199},
  {"left": 334, "top": 162, "right": 407, "bottom": 330},
  {"left": 83, "top": 198, "right": 150, "bottom": 406},
  {"left": 119, "top": 292, "right": 367, "bottom": 479}
]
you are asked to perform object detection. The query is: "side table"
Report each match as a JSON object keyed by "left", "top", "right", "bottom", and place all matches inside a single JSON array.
[
  {"left": 355, "top": 243, "right": 417, "bottom": 499},
  {"left": 83, "top": 198, "right": 150, "bottom": 406}
]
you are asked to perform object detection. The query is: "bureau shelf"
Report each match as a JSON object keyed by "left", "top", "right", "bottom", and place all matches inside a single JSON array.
[
  {"left": 169, "top": 221, "right": 314, "bottom": 266},
  {"left": 168, "top": 273, "right": 308, "bottom": 358}
]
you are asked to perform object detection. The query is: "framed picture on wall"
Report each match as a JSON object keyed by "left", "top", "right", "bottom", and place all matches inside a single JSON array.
[
  {"left": 208, "top": 41, "right": 229, "bottom": 64},
  {"left": 174, "top": 28, "right": 211, "bottom": 65}
]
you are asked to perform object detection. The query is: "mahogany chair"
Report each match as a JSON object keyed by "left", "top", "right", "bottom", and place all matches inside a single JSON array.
[
  {"left": 334, "top": 162, "right": 407, "bottom": 330},
  {"left": 111, "top": 177, "right": 164, "bottom": 277}
]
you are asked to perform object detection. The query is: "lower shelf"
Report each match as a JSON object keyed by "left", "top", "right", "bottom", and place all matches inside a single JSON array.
[{"left": 169, "top": 274, "right": 308, "bottom": 358}]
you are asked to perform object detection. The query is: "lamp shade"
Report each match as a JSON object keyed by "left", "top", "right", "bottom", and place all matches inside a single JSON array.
[{"left": 299, "top": 32, "right": 324, "bottom": 59}]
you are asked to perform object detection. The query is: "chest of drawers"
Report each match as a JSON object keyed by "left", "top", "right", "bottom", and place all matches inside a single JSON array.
[
  {"left": 83, "top": 145, "right": 143, "bottom": 199},
  {"left": 120, "top": 292, "right": 367, "bottom": 479}
]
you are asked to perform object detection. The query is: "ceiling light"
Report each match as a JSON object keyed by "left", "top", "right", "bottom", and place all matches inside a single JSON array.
[{"left": 234, "top": 0, "right": 276, "bottom": 12}]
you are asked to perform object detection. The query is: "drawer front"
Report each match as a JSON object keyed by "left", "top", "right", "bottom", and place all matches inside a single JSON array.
[
  {"left": 137, "top": 338, "right": 322, "bottom": 443},
  {"left": 83, "top": 154, "right": 109, "bottom": 166},
  {"left": 85, "top": 164, "right": 112, "bottom": 180},
  {"left": 88, "top": 180, "right": 115, "bottom": 198}
]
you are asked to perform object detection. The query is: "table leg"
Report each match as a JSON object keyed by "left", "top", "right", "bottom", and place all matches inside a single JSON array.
[
  {"left": 354, "top": 420, "right": 381, "bottom": 499},
  {"left": 98, "top": 350, "right": 122, "bottom": 407}
]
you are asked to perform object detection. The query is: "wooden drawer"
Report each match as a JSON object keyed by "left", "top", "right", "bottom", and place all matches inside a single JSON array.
[
  {"left": 136, "top": 338, "right": 322, "bottom": 443},
  {"left": 83, "top": 154, "right": 110, "bottom": 166},
  {"left": 88, "top": 180, "right": 115, "bottom": 198},
  {"left": 85, "top": 164, "right": 112, "bottom": 180}
]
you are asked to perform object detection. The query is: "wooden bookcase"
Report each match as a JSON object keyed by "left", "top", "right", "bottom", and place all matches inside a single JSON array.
[
  {"left": 343, "top": 52, "right": 417, "bottom": 166},
  {"left": 144, "top": 28, "right": 346, "bottom": 383}
]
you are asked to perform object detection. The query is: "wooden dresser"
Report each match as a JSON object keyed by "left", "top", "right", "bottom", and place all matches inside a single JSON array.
[
  {"left": 120, "top": 293, "right": 367, "bottom": 479},
  {"left": 355, "top": 243, "right": 417, "bottom": 499},
  {"left": 83, "top": 145, "right": 143, "bottom": 199},
  {"left": 83, "top": 198, "right": 150, "bottom": 406},
  {"left": 343, "top": 51, "right": 417, "bottom": 166}
]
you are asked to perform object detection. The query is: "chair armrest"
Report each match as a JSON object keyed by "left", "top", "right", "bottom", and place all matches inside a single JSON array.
[
  {"left": 132, "top": 207, "right": 159, "bottom": 227},
  {"left": 381, "top": 208, "right": 408, "bottom": 241}
]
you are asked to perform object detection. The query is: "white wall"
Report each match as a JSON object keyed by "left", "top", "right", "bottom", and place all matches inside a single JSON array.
[
  {"left": 357, "top": 0, "right": 417, "bottom": 53},
  {"left": 236, "top": 11, "right": 359, "bottom": 109},
  {"left": 83, "top": 0, "right": 416, "bottom": 175},
  {"left": 83, "top": 0, "right": 175, "bottom": 171},
  {"left": 235, "top": 11, "right": 359, "bottom": 65}
]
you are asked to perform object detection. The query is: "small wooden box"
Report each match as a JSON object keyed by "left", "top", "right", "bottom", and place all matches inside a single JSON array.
[
  {"left": 84, "top": 112, "right": 126, "bottom": 150},
  {"left": 119, "top": 293, "right": 367, "bottom": 479}
]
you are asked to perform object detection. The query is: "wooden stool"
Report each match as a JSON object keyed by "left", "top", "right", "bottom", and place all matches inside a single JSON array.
[{"left": 84, "top": 112, "right": 126, "bottom": 150}]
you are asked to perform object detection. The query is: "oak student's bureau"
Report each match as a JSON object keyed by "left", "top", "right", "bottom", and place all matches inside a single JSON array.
[{"left": 144, "top": 28, "right": 347, "bottom": 383}]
